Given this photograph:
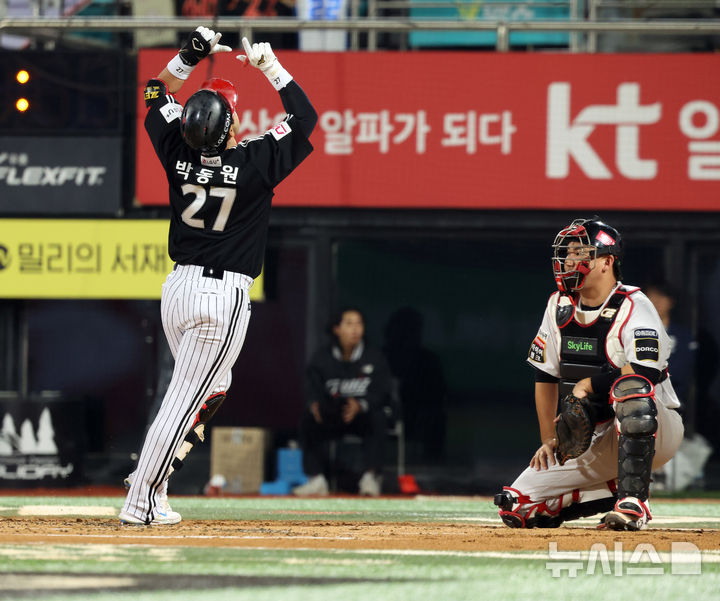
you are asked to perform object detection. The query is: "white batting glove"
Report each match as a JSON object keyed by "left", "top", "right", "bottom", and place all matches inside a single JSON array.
[
  {"left": 240, "top": 38, "right": 277, "bottom": 72},
  {"left": 167, "top": 26, "right": 232, "bottom": 81},
  {"left": 237, "top": 36, "right": 292, "bottom": 91},
  {"left": 207, "top": 28, "right": 232, "bottom": 55}
]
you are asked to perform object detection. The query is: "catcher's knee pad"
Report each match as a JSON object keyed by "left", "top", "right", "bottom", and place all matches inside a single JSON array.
[
  {"left": 493, "top": 485, "right": 615, "bottom": 529},
  {"left": 171, "top": 392, "right": 227, "bottom": 472},
  {"left": 611, "top": 375, "right": 657, "bottom": 501}
]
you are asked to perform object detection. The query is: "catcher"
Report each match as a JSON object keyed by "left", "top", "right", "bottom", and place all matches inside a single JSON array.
[{"left": 494, "top": 218, "right": 684, "bottom": 530}]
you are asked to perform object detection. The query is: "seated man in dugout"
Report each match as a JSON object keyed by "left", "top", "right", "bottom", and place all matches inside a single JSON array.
[{"left": 293, "top": 307, "right": 392, "bottom": 497}]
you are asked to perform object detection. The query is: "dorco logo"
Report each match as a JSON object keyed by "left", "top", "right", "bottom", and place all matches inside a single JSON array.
[
  {"left": 636, "top": 346, "right": 659, "bottom": 352},
  {"left": 546, "top": 82, "right": 661, "bottom": 180}
]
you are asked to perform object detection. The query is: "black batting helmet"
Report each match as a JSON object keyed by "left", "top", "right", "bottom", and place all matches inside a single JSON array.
[
  {"left": 552, "top": 218, "right": 623, "bottom": 292},
  {"left": 180, "top": 89, "right": 233, "bottom": 154}
]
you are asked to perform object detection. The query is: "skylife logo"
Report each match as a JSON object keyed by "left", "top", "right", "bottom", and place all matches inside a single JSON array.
[
  {"left": 567, "top": 340, "right": 594, "bottom": 352},
  {"left": 546, "top": 83, "right": 661, "bottom": 180}
]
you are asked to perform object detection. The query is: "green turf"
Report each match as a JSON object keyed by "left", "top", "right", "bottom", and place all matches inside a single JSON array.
[
  {"left": 1, "top": 544, "right": 718, "bottom": 601},
  {"left": 0, "top": 495, "right": 718, "bottom": 601},
  {"left": 2, "top": 495, "right": 720, "bottom": 526}
]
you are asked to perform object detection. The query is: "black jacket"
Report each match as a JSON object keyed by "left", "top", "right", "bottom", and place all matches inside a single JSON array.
[{"left": 305, "top": 342, "right": 392, "bottom": 417}]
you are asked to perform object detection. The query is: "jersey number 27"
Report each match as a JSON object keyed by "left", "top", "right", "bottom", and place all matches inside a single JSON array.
[{"left": 181, "top": 184, "right": 236, "bottom": 232}]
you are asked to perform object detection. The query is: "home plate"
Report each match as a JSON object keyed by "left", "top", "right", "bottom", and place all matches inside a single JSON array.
[{"left": 17, "top": 506, "right": 116, "bottom": 517}]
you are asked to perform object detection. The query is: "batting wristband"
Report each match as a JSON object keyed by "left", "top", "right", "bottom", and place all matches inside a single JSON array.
[
  {"left": 264, "top": 63, "right": 293, "bottom": 91},
  {"left": 166, "top": 54, "right": 196, "bottom": 81}
]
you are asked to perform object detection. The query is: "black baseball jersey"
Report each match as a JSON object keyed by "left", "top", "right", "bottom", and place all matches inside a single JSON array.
[
  {"left": 306, "top": 342, "right": 393, "bottom": 415},
  {"left": 144, "top": 80, "right": 315, "bottom": 277}
]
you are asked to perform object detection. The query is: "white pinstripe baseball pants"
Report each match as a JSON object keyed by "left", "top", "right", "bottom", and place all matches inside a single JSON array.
[{"left": 122, "top": 264, "right": 253, "bottom": 522}]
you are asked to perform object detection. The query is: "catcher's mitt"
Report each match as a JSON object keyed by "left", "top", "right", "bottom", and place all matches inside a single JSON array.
[{"left": 555, "top": 393, "right": 595, "bottom": 465}]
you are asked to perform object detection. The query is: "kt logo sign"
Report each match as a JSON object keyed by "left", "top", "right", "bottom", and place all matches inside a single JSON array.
[{"left": 546, "top": 83, "right": 661, "bottom": 180}]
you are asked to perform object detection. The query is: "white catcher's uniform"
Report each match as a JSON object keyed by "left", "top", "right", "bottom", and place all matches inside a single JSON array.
[{"left": 509, "top": 283, "right": 684, "bottom": 514}]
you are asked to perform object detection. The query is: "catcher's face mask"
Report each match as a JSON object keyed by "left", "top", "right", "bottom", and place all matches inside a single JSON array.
[{"left": 552, "top": 220, "right": 598, "bottom": 293}]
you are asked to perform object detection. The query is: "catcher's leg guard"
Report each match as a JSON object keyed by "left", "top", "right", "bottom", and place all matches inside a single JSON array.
[
  {"left": 494, "top": 483, "right": 616, "bottom": 528},
  {"left": 603, "top": 375, "right": 657, "bottom": 531},
  {"left": 611, "top": 375, "right": 657, "bottom": 501},
  {"left": 170, "top": 391, "right": 226, "bottom": 474}
]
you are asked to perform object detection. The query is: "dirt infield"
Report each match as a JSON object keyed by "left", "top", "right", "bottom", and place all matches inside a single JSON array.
[{"left": 0, "top": 517, "right": 718, "bottom": 552}]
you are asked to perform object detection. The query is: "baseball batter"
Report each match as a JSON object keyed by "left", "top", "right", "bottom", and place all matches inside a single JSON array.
[
  {"left": 119, "top": 27, "right": 316, "bottom": 525},
  {"left": 494, "top": 218, "right": 684, "bottom": 530}
]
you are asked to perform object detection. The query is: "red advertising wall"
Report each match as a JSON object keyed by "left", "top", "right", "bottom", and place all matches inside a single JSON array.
[{"left": 135, "top": 51, "right": 720, "bottom": 210}]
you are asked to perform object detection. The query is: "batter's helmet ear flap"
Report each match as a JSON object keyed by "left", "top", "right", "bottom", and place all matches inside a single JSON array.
[
  {"left": 181, "top": 89, "right": 233, "bottom": 154},
  {"left": 200, "top": 77, "right": 239, "bottom": 114}
]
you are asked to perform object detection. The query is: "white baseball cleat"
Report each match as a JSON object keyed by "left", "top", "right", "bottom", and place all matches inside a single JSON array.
[
  {"left": 602, "top": 497, "right": 651, "bottom": 531},
  {"left": 118, "top": 499, "right": 182, "bottom": 526},
  {"left": 153, "top": 496, "right": 182, "bottom": 525},
  {"left": 292, "top": 474, "right": 329, "bottom": 496},
  {"left": 358, "top": 471, "right": 382, "bottom": 497},
  {"left": 119, "top": 477, "right": 181, "bottom": 526}
]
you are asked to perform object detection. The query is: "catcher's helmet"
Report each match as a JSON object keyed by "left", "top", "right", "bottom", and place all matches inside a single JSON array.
[
  {"left": 552, "top": 218, "right": 623, "bottom": 292},
  {"left": 181, "top": 89, "right": 233, "bottom": 154}
]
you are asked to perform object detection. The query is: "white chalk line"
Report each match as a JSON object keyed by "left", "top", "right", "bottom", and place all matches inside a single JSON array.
[
  {"left": 38, "top": 533, "right": 356, "bottom": 541},
  {"left": 17, "top": 505, "right": 116, "bottom": 517},
  {"left": 5, "top": 542, "right": 718, "bottom": 563}
]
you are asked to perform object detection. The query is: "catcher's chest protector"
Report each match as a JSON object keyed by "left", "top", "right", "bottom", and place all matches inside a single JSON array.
[{"left": 556, "top": 290, "right": 628, "bottom": 420}]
